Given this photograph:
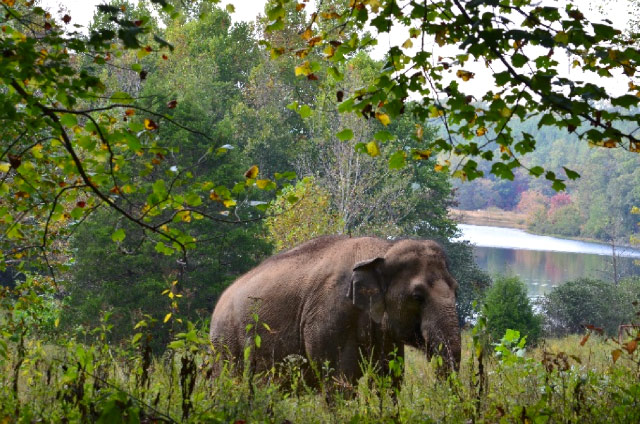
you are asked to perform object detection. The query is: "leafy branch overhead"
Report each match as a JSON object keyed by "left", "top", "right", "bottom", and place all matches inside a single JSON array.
[
  {"left": 266, "top": 0, "right": 640, "bottom": 190},
  {"left": 0, "top": 0, "right": 287, "bottom": 272}
]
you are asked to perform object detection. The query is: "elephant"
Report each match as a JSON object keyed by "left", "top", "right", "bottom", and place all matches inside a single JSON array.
[{"left": 209, "top": 235, "right": 460, "bottom": 388}]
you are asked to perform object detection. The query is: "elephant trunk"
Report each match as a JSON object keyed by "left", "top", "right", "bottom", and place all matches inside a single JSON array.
[{"left": 423, "top": 307, "right": 461, "bottom": 372}]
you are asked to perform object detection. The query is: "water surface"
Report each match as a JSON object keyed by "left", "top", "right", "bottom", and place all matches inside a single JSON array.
[{"left": 456, "top": 224, "right": 640, "bottom": 295}]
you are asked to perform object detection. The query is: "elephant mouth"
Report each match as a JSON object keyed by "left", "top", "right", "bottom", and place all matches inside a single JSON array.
[
  {"left": 412, "top": 323, "right": 427, "bottom": 349},
  {"left": 412, "top": 324, "right": 460, "bottom": 371}
]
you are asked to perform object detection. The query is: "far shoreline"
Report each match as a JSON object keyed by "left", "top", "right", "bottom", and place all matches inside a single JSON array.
[{"left": 450, "top": 208, "right": 639, "bottom": 250}]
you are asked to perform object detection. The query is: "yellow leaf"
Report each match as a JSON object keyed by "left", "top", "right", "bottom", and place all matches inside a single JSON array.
[
  {"left": 308, "top": 36, "right": 323, "bottom": 47},
  {"left": 294, "top": 61, "right": 311, "bottom": 76},
  {"left": 244, "top": 165, "right": 259, "bottom": 179},
  {"left": 161, "top": 289, "right": 170, "bottom": 295},
  {"left": 554, "top": 31, "right": 568, "bottom": 44},
  {"left": 180, "top": 211, "right": 191, "bottom": 222},
  {"left": 163, "top": 313, "right": 172, "bottom": 323},
  {"left": 412, "top": 149, "right": 431, "bottom": 160},
  {"left": 402, "top": 38, "right": 413, "bottom": 49},
  {"left": 323, "top": 45, "right": 335, "bottom": 58},
  {"left": 144, "top": 118, "right": 158, "bottom": 130},
  {"left": 500, "top": 107, "right": 511, "bottom": 117},
  {"left": 429, "top": 106, "right": 444, "bottom": 118},
  {"left": 223, "top": 199, "right": 237, "bottom": 208},
  {"left": 476, "top": 127, "right": 487, "bottom": 136},
  {"left": 611, "top": 349, "right": 622, "bottom": 363},
  {"left": 366, "top": 141, "right": 380, "bottom": 157},
  {"left": 434, "top": 164, "right": 444, "bottom": 172},
  {"left": 456, "top": 69, "right": 475, "bottom": 81},
  {"left": 31, "top": 144, "right": 43, "bottom": 158},
  {"left": 368, "top": 0, "right": 381, "bottom": 12},
  {"left": 301, "top": 28, "right": 312, "bottom": 40},
  {"left": 172, "top": 280, "right": 178, "bottom": 286},
  {"left": 54, "top": 318, "right": 60, "bottom": 328},
  {"left": 256, "top": 179, "right": 271, "bottom": 189},
  {"left": 375, "top": 112, "right": 391, "bottom": 126},
  {"left": 209, "top": 190, "right": 221, "bottom": 201},
  {"left": 0, "top": 162, "right": 10, "bottom": 173}
]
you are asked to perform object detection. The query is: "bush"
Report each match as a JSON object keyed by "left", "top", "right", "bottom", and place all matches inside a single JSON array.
[
  {"left": 542, "top": 277, "right": 640, "bottom": 336},
  {"left": 483, "top": 276, "right": 542, "bottom": 345}
]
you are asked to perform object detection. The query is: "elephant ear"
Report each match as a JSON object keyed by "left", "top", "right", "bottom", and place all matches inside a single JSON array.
[{"left": 346, "top": 257, "right": 386, "bottom": 323}]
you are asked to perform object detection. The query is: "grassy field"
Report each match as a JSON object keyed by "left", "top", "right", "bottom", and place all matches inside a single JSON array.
[
  {"left": 2, "top": 326, "right": 639, "bottom": 423},
  {"left": 450, "top": 208, "right": 528, "bottom": 229}
]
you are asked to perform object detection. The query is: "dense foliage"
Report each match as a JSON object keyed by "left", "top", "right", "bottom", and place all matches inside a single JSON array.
[
  {"left": 542, "top": 277, "right": 640, "bottom": 336},
  {"left": 483, "top": 276, "right": 542, "bottom": 345},
  {"left": 266, "top": 0, "right": 640, "bottom": 190}
]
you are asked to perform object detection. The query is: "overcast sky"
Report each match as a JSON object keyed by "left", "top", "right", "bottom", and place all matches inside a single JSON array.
[
  {"left": 39, "top": 0, "right": 633, "bottom": 97},
  {"left": 39, "top": 0, "right": 268, "bottom": 27}
]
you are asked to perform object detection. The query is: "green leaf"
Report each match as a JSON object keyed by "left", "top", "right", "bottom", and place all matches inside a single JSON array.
[
  {"left": 611, "top": 95, "right": 639, "bottom": 108},
  {"left": 185, "top": 193, "right": 202, "bottom": 206},
  {"left": 110, "top": 91, "right": 133, "bottom": 104},
  {"left": 388, "top": 151, "right": 406, "bottom": 169},
  {"left": 298, "top": 105, "right": 312, "bottom": 118},
  {"left": 152, "top": 179, "right": 167, "bottom": 197},
  {"left": 111, "top": 229, "right": 126, "bottom": 242},
  {"left": 168, "top": 340, "right": 185, "bottom": 350},
  {"left": 155, "top": 242, "right": 174, "bottom": 255},
  {"left": 336, "top": 129, "right": 354, "bottom": 141},
  {"left": 374, "top": 130, "right": 395, "bottom": 142},
  {"left": 153, "top": 34, "right": 174, "bottom": 51},
  {"left": 563, "top": 167, "right": 580, "bottom": 180},
  {"left": 529, "top": 166, "right": 544, "bottom": 177},
  {"left": 60, "top": 114, "right": 78, "bottom": 127},
  {"left": 491, "top": 163, "right": 514, "bottom": 180},
  {"left": 511, "top": 53, "right": 528, "bottom": 67}
]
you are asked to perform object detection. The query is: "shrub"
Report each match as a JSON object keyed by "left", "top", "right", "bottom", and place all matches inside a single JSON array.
[
  {"left": 483, "top": 276, "right": 542, "bottom": 345},
  {"left": 542, "top": 277, "right": 640, "bottom": 336},
  {"left": 263, "top": 177, "right": 343, "bottom": 252}
]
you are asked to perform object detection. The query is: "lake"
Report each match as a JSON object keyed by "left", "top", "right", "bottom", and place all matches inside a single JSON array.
[{"left": 456, "top": 224, "right": 640, "bottom": 296}]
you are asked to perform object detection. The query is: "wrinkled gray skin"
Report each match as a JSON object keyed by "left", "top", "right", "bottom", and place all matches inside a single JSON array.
[{"left": 209, "top": 236, "right": 460, "bottom": 386}]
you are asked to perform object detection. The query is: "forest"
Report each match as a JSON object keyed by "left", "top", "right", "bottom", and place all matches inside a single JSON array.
[
  {"left": 1, "top": 0, "right": 640, "bottom": 422},
  {"left": 453, "top": 118, "right": 640, "bottom": 242}
]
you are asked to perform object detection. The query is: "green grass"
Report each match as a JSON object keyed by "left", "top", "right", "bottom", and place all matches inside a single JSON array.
[{"left": 2, "top": 328, "right": 639, "bottom": 423}]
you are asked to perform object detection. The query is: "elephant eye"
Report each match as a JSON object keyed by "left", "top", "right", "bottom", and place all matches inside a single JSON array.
[{"left": 412, "top": 292, "right": 425, "bottom": 303}]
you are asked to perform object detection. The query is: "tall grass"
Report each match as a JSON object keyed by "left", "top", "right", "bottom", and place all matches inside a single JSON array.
[
  {"left": 2, "top": 329, "right": 639, "bottom": 422},
  {"left": 2, "top": 278, "right": 639, "bottom": 423}
]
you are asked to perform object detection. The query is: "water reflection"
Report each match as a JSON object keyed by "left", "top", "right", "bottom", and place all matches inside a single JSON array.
[
  {"left": 472, "top": 246, "right": 638, "bottom": 296},
  {"left": 457, "top": 224, "right": 640, "bottom": 295}
]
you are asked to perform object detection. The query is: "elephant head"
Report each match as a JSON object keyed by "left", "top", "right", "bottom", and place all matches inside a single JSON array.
[{"left": 347, "top": 239, "right": 461, "bottom": 370}]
